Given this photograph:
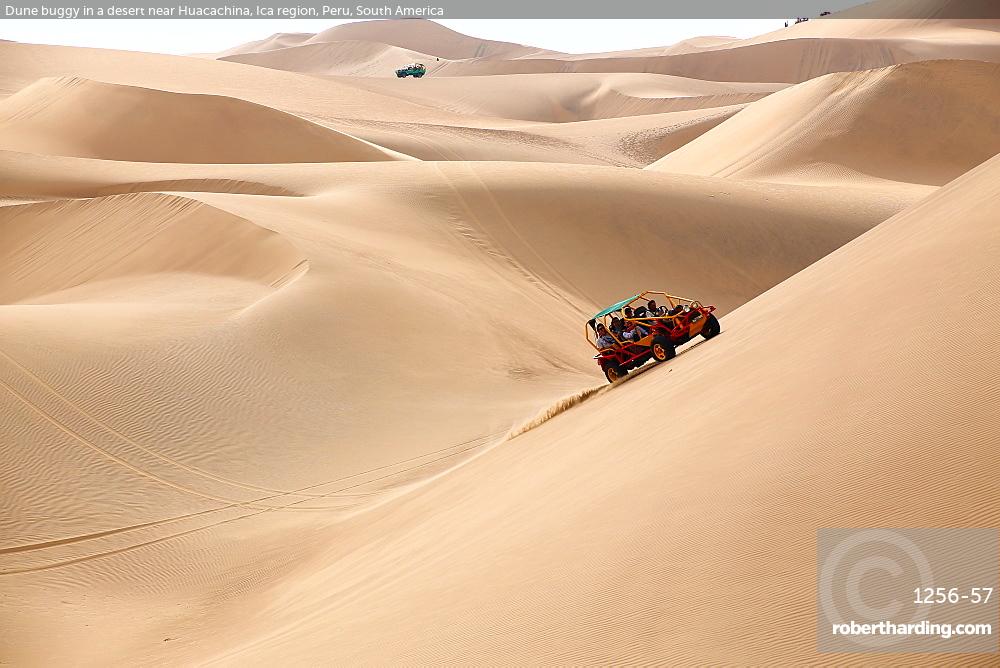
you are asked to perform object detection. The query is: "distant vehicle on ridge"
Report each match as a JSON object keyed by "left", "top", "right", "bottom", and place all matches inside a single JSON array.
[{"left": 396, "top": 63, "right": 427, "bottom": 78}]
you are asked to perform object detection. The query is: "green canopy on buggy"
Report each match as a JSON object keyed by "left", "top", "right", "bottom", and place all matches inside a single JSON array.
[{"left": 592, "top": 294, "right": 641, "bottom": 320}]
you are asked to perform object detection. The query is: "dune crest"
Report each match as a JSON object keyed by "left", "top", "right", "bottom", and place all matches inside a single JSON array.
[
  {"left": 0, "top": 77, "right": 412, "bottom": 163},
  {"left": 343, "top": 72, "right": 783, "bottom": 123},
  {"left": 648, "top": 59, "right": 1000, "bottom": 187},
  {"left": 220, "top": 39, "right": 436, "bottom": 77},
  {"left": 209, "top": 13, "right": 1000, "bottom": 85},
  {"left": 0, "top": 192, "right": 307, "bottom": 306},
  {"left": 218, "top": 19, "right": 554, "bottom": 62},
  {"left": 431, "top": 4, "right": 1000, "bottom": 83}
]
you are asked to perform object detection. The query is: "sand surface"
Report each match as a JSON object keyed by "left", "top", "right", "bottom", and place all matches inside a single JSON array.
[
  {"left": 2, "top": 10, "right": 999, "bottom": 666},
  {"left": 649, "top": 59, "right": 1000, "bottom": 187}
]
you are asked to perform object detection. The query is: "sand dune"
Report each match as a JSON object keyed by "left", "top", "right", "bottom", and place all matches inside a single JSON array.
[
  {"left": 219, "top": 19, "right": 555, "bottom": 61},
  {"left": 0, "top": 192, "right": 307, "bottom": 306},
  {"left": 649, "top": 60, "right": 1000, "bottom": 187},
  {"left": 485, "top": 105, "right": 749, "bottom": 166},
  {"left": 7, "top": 140, "right": 1000, "bottom": 665},
  {"left": 563, "top": 35, "right": 743, "bottom": 59},
  {"left": 435, "top": 33, "right": 1000, "bottom": 83},
  {"left": 0, "top": 41, "right": 478, "bottom": 127},
  {"left": 176, "top": 150, "right": 1000, "bottom": 666},
  {"left": 0, "top": 153, "right": 919, "bottom": 314},
  {"left": 0, "top": 39, "right": 756, "bottom": 160},
  {"left": 336, "top": 105, "right": 748, "bottom": 166},
  {"left": 220, "top": 40, "right": 437, "bottom": 77},
  {"left": 315, "top": 71, "right": 780, "bottom": 165},
  {"left": 341, "top": 72, "right": 782, "bottom": 122},
  {"left": 210, "top": 31, "right": 313, "bottom": 58},
  {"left": 430, "top": 6, "right": 1000, "bottom": 83},
  {"left": 814, "top": 0, "right": 999, "bottom": 22},
  {"left": 0, "top": 77, "right": 409, "bottom": 163},
  {"left": 697, "top": 0, "right": 1000, "bottom": 50},
  {"left": 432, "top": 36, "right": 910, "bottom": 81},
  {"left": 211, "top": 12, "right": 1000, "bottom": 85},
  {"left": 0, "top": 159, "right": 913, "bottom": 652},
  {"left": 0, "top": 98, "right": 743, "bottom": 170}
]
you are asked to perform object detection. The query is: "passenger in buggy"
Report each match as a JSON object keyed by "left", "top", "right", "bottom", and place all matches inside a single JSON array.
[
  {"left": 595, "top": 323, "right": 618, "bottom": 350},
  {"left": 646, "top": 299, "right": 667, "bottom": 316}
]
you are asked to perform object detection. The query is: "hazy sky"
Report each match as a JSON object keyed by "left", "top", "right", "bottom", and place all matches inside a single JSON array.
[{"left": 0, "top": 19, "right": 782, "bottom": 54}]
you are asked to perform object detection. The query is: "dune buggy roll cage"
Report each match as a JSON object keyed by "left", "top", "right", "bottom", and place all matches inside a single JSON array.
[{"left": 585, "top": 290, "right": 705, "bottom": 351}]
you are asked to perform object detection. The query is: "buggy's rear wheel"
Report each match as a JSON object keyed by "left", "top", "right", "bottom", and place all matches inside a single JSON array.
[
  {"left": 650, "top": 336, "right": 675, "bottom": 363},
  {"left": 701, "top": 314, "right": 721, "bottom": 339},
  {"left": 604, "top": 365, "right": 627, "bottom": 384}
]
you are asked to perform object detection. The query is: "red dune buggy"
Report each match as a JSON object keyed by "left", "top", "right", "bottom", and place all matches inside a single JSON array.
[{"left": 586, "top": 290, "right": 720, "bottom": 383}]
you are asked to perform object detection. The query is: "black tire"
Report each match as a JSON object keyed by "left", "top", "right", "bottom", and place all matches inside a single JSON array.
[
  {"left": 414, "top": 72, "right": 424, "bottom": 78},
  {"left": 701, "top": 313, "right": 721, "bottom": 340},
  {"left": 650, "top": 336, "right": 675, "bottom": 363},
  {"left": 604, "top": 364, "right": 627, "bottom": 384}
]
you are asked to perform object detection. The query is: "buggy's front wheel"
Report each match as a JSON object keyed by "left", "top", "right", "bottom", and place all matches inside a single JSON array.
[
  {"left": 650, "top": 336, "right": 675, "bottom": 362},
  {"left": 604, "top": 365, "right": 627, "bottom": 383},
  {"left": 700, "top": 314, "right": 721, "bottom": 339}
]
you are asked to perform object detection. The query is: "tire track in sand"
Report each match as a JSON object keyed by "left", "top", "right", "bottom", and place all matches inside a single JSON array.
[{"left": 0, "top": 430, "right": 506, "bottom": 574}]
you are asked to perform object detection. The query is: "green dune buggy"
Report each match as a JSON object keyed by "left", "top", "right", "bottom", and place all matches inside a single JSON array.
[{"left": 395, "top": 63, "right": 427, "bottom": 78}]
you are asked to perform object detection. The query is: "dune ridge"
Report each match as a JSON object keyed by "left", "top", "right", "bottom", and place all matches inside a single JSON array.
[
  {"left": 0, "top": 77, "right": 411, "bottom": 163},
  {"left": 209, "top": 12, "right": 1000, "bottom": 84},
  {"left": 340, "top": 72, "right": 783, "bottom": 122},
  {"left": 0, "top": 192, "right": 307, "bottom": 305},
  {"left": 648, "top": 59, "right": 1000, "bottom": 187},
  {"left": 217, "top": 18, "right": 555, "bottom": 61},
  {"left": 337, "top": 104, "right": 749, "bottom": 166},
  {"left": 220, "top": 40, "right": 437, "bottom": 77},
  {"left": 423, "top": 2, "right": 1000, "bottom": 84},
  {"left": 431, "top": 37, "right": 916, "bottom": 82}
]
